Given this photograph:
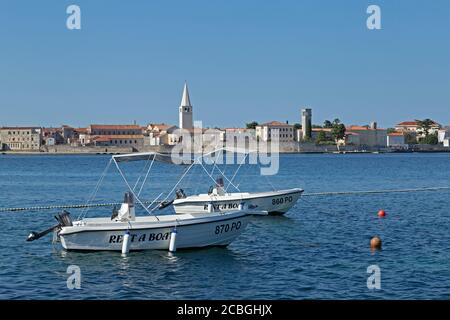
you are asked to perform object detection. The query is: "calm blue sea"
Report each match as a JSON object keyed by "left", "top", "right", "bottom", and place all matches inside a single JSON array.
[{"left": 0, "top": 153, "right": 450, "bottom": 300}]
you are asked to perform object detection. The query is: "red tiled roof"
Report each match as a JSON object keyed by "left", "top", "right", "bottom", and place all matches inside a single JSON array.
[
  {"left": 185, "top": 128, "right": 207, "bottom": 133},
  {"left": 396, "top": 120, "right": 440, "bottom": 127},
  {"left": 0, "top": 126, "right": 40, "bottom": 130},
  {"left": 347, "top": 125, "right": 370, "bottom": 130},
  {"left": 347, "top": 125, "right": 386, "bottom": 131},
  {"left": 388, "top": 132, "right": 405, "bottom": 136},
  {"left": 148, "top": 123, "right": 176, "bottom": 131},
  {"left": 312, "top": 128, "right": 332, "bottom": 132},
  {"left": 74, "top": 128, "right": 88, "bottom": 134},
  {"left": 42, "top": 127, "right": 62, "bottom": 133},
  {"left": 90, "top": 124, "right": 142, "bottom": 130},
  {"left": 91, "top": 135, "right": 144, "bottom": 142},
  {"left": 396, "top": 121, "right": 419, "bottom": 126},
  {"left": 225, "top": 128, "right": 251, "bottom": 132},
  {"left": 260, "top": 121, "right": 292, "bottom": 127}
]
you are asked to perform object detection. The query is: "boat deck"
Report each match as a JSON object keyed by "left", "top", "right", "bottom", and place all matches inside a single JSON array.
[
  {"left": 73, "top": 210, "right": 248, "bottom": 229},
  {"left": 177, "top": 188, "right": 304, "bottom": 203}
]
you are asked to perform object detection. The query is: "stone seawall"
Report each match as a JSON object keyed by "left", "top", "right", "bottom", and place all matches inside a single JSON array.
[
  {"left": 1, "top": 143, "right": 448, "bottom": 155},
  {"left": 43, "top": 145, "right": 135, "bottom": 154}
]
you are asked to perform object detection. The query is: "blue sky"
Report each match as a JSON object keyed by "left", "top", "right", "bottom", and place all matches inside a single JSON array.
[{"left": 0, "top": 0, "right": 449, "bottom": 128}]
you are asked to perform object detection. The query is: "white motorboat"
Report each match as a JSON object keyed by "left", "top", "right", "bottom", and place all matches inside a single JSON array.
[
  {"left": 27, "top": 152, "right": 255, "bottom": 252},
  {"left": 167, "top": 148, "right": 303, "bottom": 215},
  {"left": 173, "top": 184, "right": 303, "bottom": 215},
  {"left": 56, "top": 193, "right": 251, "bottom": 251}
]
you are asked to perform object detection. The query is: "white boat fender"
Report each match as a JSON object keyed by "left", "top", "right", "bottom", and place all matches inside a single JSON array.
[
  {"left": 169, "top": 228, "right": 177, "bottom": 252},
  {"left": 121, "top": 230, "right": 131, "bottom": 255},
  {"left": 239, "top": 202, "right": 246, "bottom": 210},
  {"left": 207, "top": 202, "right": 214, "bottom": 213}
]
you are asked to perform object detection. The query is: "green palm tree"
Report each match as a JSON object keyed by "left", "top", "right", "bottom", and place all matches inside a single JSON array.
[{"left": 416, "top": 119, "right": 434, "bottom": 136}]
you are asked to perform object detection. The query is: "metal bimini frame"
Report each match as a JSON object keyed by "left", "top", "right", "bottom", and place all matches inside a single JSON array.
[{"left": 78, "top": 147, "right": 263, "bottom": 219}]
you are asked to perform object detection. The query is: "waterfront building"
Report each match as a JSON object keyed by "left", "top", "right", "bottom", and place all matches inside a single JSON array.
[
  {"left": 91, "top": 135, "right": 144, "bottom": 148},
  {"left": 444, "top": 138, "right": 450, "bottom": 148},
  {"left": 145, "top": 123, "right": 179, "bottom": 146},
  {"left": 42, "top": 127, "right": 64, "bottom": 145},
  {"left": 88, "top": 124, "right": 142, "bottom": 136},
  {"left": 345, "top": 123, "right": 387, "bottom": 147},
  {"left": 387, "top": 131, "right": 408, "bottom": 148},
  {"left": 179, "top": 82, "right": 193, "bottom": 130},
  {"left": 201, "top": 128, "right": 225, "bottom": 147},
  {"left": 301, "top": 108, "right": 312, "bottom": 140},
  {"left": 69, "top": 128, "right": 88, "bottom": 146},
  {"left": 61, "top": 125, "right": 75, "bottom": 143},
  {"left": 179, "top": 127, "right": 220, "bottom": 144},
  {"left": 0, "top": 127, "right": 42, "bottom": 151},
  {"left": 297, "top": 128, "right": 334, "bottom": 143},
  {"left": 311, "top": 128, "right": 333, "bottom": 141},
  {"left": 147, "top": 123, "right": 177, "bottom": 133},
  {"left": 83, "top": 124, "right": 144, "bottom": 148},
  {"left": 224, "top": 128, "right": 255, "bottom": 142},
  {"left": 45, "top": 137, "right": 56, "bottom": 146},
  {"left": 255, "top": 121, "right": 295, "bottom": 142},
  {"left": 296, "top": 127, "right": 332, "bottom": 142},
  {"left": 437, "top": 127, "right": 450, "bottom": 145},
  {"left": 395, "top": 120, "right": 441, "bottom": 136},
  {"left": 342, "top": 132, "right": 360, "bottom": 146}
]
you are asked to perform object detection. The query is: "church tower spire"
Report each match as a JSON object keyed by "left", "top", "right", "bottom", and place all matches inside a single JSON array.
[{"left": 179, "top": 82, "right": 193, "bottom": 129}]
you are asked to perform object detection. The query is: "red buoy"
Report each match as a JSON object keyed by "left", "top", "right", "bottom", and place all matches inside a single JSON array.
[
  {"left": 370, "top": 236, "right": 382, "bottom": 250},
  {"left": 378, "top": 209, "right": 386, "bottom": 218}
]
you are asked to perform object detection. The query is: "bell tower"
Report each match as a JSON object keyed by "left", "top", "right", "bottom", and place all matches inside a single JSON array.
[{"left": 179, "top": 82, "right": 193, "bottom": 129}]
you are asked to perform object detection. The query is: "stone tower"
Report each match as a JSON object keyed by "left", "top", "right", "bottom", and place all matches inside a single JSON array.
[
  {"left": 301, "top": 108, "right": 312, "bottom": 139},
  {"left": 179, "top": 82, "right": 193, "bottom": 129}
]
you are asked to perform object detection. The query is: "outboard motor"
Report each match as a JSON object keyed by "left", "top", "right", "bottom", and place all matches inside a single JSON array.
[
  {"left": 27, "top": 211, "right": 72, "bottom": 242},
  {"left": 55, "top": 210, "right": 73, "bottom": 227}
]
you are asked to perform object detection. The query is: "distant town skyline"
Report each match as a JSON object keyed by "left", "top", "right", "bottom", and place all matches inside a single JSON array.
[{"left": 1, "top": 1, "right": 449, "bottom": 128}]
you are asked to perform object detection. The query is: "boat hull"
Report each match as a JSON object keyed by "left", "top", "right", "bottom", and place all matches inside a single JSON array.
[
  {"left": 58, "top": 211, "right": 250, "bottom": 251},
  {"left": 173, "top": 188, "right": 303, "bottom": 215}
]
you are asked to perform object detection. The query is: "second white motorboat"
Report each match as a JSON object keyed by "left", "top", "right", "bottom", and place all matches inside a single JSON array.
[
  {"left": 166, "top": 148, "right": 304, "bottom": 215},
  {"left": 173, "top": 180, "right": 303, "bottom": 215}
]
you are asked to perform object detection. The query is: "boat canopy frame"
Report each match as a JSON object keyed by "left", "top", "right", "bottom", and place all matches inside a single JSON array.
[{"left": 79, "top": 147, "right": 270, "bottom": 220}]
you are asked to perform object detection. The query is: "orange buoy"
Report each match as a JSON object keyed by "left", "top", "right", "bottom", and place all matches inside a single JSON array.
[
  {"left": 377, "top": 209, "right": 386, "bottom": 218},
  {"left": 370, "top": 236, "right": 382, "bottom": 250}
]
